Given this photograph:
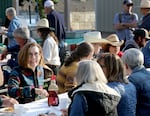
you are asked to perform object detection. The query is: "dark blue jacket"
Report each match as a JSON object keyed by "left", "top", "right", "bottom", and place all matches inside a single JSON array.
[
  {"left": 47, "top": 10, "right": 66, "bottom": 42},
  {"left": 138, "top": 13, "right": 150, "bottom": 31}
]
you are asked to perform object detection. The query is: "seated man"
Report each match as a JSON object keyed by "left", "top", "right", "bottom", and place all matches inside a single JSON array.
[
  {"left": 122, "top": 48, "right": 150, "bottom": 115},
  {"left": 0, "top": 27, "right": 36, "bottom": 86}
]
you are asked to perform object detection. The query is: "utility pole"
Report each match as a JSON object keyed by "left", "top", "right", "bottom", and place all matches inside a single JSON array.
[{"left": 64, "top": 0, "right": 71, "bottom": 31}]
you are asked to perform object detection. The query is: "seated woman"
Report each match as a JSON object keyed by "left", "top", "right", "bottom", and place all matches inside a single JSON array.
[
  {"left": 36, "top": 18, "right": 60, "bottom": 75},
  {"left": 97, "top": 53, "right": 137, "bottom": 116},
  {"left": 8, "top": 43, "right": 52, "bottom": 104},
  {"left": 102, "top": 34, "right": 124, "bottom": 57},
  {"left": 57, "top": 42, "right": 94, "bottom": 94},
  {"left": 68, "top": 60, "right": 120, "bottom": 116}
]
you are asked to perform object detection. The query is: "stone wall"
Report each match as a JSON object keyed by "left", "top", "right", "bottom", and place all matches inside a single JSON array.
[
  {"left": 70, "top": 11, "right": 95, "bottom": 30},
  {"left": 55, "top": 0, "right": 95, "bottom": 30}
]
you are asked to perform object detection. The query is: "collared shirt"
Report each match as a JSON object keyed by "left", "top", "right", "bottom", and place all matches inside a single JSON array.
[
  {"left": 6, "top": 16, "right": 22, "bottom": 47},
  {"left": 114, "top": 12, "right": 138, "bottom": 41},
  {"left": 43, "top": 35, "right": 60, "bottom": 66}
]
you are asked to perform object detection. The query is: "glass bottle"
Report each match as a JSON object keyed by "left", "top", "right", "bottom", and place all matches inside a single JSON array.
[{"left": 48, "top": 75, "right": 59, "bottom": 106}]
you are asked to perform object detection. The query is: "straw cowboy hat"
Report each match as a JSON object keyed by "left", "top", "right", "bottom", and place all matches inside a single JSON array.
[
  {"left": 106, "top": 34, "right": 124, "bottom": 46},
  {"left": 83, "top": 31, "right": 109, "bottom": 43},
  {"left": 36, "top": 18, "right": 55, "bottom": 31},
  {"left": 140, "top": 0, "right": 150, "bottom": 8}
]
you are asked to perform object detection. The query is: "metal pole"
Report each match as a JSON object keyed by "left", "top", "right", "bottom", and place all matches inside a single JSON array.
[
  {"left": 64, "top": 0, "right": 71, "bottom": 31},
  {"left": 29, "top": 0, "right": 32, "bottom": 24},
  {"left": 15, "top": 0, "right": 19, "bottom": 15}
]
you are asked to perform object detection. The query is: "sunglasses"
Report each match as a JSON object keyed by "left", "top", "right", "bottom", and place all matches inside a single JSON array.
[{"left": 126, "top": 4, "right": 133, "bottom": 7}]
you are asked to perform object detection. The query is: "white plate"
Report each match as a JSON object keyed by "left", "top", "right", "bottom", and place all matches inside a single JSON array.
[{"left": 0, "top": 107, "right": 14, "bottom": 113}]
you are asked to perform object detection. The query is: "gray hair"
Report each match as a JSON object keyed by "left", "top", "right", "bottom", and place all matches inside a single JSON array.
[
  {"left": 76, "top": 60, "right": 107, "bottom": 85},
  {"left": 13, "top": 27, "right": 30, "bottom": 40},
  {"left": 5, "top": 7, "right": 16, "bottom": 17},
  {"left": 121, "top": 48, "right": 144, "bottom": 70}
]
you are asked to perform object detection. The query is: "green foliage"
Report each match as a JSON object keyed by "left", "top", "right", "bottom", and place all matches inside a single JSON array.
[{"left": 52, "top": 0, "right": 60, "bottom": 4}]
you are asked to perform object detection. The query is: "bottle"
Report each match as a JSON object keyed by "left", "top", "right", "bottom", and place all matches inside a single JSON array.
[{"left": 48, "top": 75, "right": 59, "bottom": 106}]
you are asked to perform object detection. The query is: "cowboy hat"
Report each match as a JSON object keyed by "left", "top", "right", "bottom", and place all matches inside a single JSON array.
[
  {"left": 36, "top": 18, "right": 55, "bottom": 31},
  {"left": 83, "top": 31, "right": 109, "bottom": 43},
  {"left": 106, "top": 34, "right": 124, "bottom": 46},
  {"left": 140, "top": 0, "right": 150, "bottom": 8}
]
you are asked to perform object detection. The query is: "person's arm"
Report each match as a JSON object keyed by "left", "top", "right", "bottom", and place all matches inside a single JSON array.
[
  {"left": 0, "top": 45, "right": 20, "bottom": 60},
  {"left": 114, "top": 13, "right": 126, "bottom": 30},
  {"left": 8, "top": 69, "right": 48, "bottom": 101},
  {"left": 0, "top": 67, "right": 4, "bottom": 86},
  {"left": 122, "top": 14, "right": 138, "bottom": 29},
  {"left": 47, "top": 13, "right": 56, "bottom": 30},
  {"left": 0, "top": 95, "right": 18, "bottom": 107},
  {"left": 6, "top": 19, "right": 20, "bottom": 38},
  {"left": 114, "top": 13, "right": 138, "bottom": 30},
  {"left": 69, "top": 93, "right": 87, "bottom": 116},
  {"left": 42, "top": 39, "right": 53, "bottom": 64},
  {"left": 57, "top": 65, "right": 67, "bottom": 94},
  {"left": 8, "top": 69, "right": 35, "bottom": 99}
]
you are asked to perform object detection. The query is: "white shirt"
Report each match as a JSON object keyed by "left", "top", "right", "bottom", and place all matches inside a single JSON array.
[{"left": 43, "top": 35, "right": 60, "bottom": 66}]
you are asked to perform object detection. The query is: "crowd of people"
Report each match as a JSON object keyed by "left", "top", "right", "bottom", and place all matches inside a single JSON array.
[{"left": 0, "top": 0, "right": 150, "bottom": 116}]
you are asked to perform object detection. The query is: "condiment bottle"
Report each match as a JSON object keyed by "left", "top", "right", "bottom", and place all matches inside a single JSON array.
[{"left": 48, "top": 75, "right": 59, "bottom": 106}]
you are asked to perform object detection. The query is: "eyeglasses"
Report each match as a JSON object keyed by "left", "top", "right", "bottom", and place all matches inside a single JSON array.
[{"left": 28, "top": 52, "right": 40, "bottom": 57}]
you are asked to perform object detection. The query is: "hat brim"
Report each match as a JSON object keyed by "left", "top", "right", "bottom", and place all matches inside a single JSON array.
[
  {"left": 35, "top": 26, "right": 55, "bottom": 31},
  {"left": 84, "top": 38, "right": 110, "bottom": 43},
  {"left": 108, "top": 40, "right": 124, "bottom": 46},
  {"left": 135, "top": 5, "right": 150, "bottom": 8}
]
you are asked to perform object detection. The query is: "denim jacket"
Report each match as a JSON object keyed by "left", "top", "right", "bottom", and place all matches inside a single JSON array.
[
  {"left": 142, "top": 40, "right": 150, "bottom": 68},
  {"left": 108, "top": 82, "right": 137, "bottom": 116},
  {"left": 129, "top": 65, "right": 150, "bottom": 116}
]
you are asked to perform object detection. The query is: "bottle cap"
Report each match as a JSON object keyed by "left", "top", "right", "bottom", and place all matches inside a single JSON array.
[{"left": 51, "top": 75, "right": 56, "bottom": 80}]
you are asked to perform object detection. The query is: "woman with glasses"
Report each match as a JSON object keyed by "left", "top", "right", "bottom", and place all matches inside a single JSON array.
[{"left": 8, "top": 43, "right": 52, "bottom": 104}]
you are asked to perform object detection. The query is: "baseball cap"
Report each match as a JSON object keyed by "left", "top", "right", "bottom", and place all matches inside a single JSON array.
[
  {"left": 133, "top": 28, "right": 150, "bottom": 40},
  {"left": 123, "top": 0, "right": 133, "bottom": 5},
  {"left": 44, "top": 0, "right": 54, "bottom": 8}
]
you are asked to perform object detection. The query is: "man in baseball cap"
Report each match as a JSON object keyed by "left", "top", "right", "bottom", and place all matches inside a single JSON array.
[{"left": 123, "top": 0, "right": 133, "bottom": 6}]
